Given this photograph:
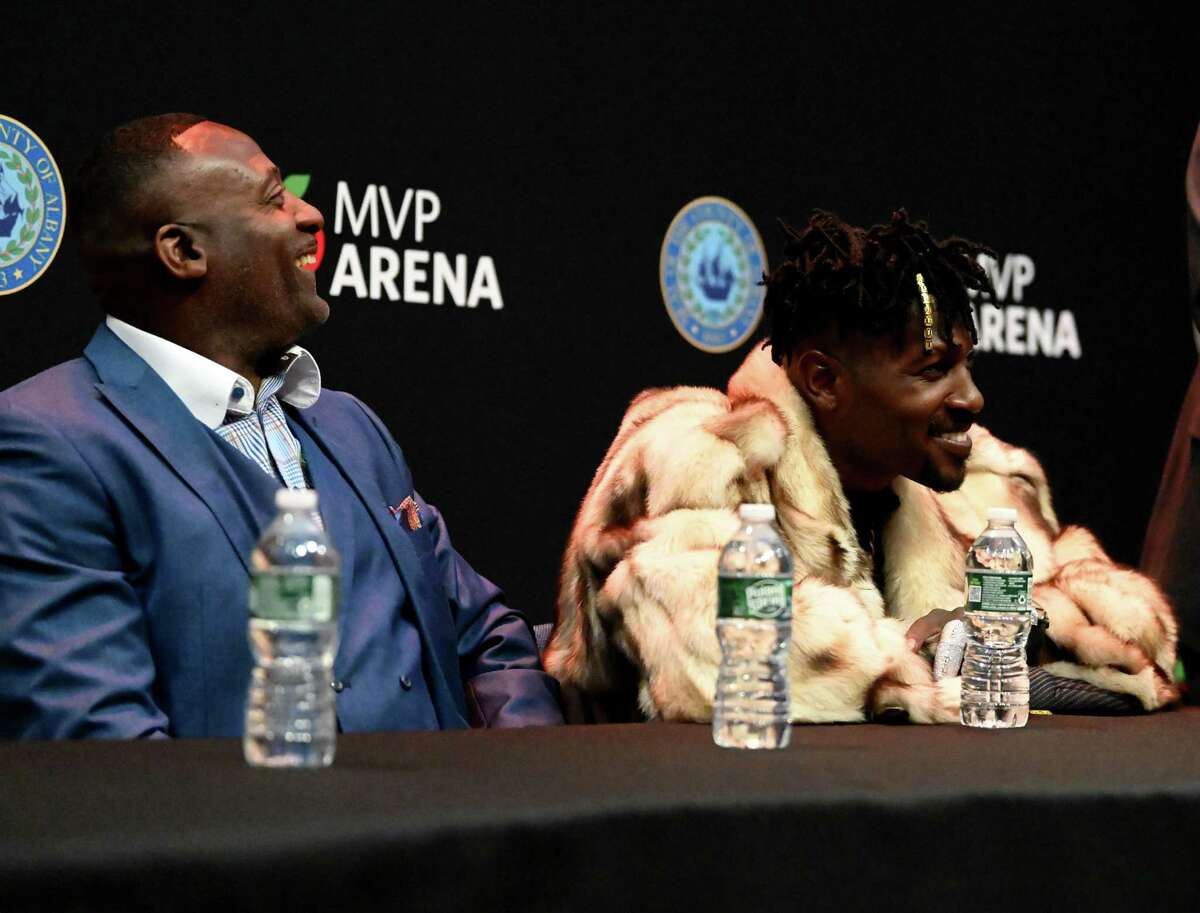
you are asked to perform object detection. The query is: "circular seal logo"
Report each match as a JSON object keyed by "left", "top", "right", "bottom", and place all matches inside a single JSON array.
[
  {"left": 0, "top": 116, "right": 66, "bottom": 296},
  {"left": 659, "top": 196, "right": 767, "bottom": 353}
]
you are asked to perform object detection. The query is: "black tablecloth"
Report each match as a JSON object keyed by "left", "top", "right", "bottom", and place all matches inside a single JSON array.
[{"left": 3, "top": 711, "right": 1200, "bottom": 913}]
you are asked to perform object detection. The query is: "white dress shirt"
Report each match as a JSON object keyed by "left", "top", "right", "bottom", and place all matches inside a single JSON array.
[{"left": 106, "top": 315, "right": 322, "bottom": 487}]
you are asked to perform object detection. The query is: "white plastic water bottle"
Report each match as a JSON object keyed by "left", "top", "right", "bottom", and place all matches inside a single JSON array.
[
  {"left": 244, "top": 488, "right": 340, "bottom": 767},
  {"left": 713, "top": 503, "right": 793, "bottom": 749},
  {"left": 960, "top": 507, "right": 1034, "bottom": 729}
]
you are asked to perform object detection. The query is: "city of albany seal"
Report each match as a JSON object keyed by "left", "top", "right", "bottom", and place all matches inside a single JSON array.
[
  {"left": 0, "top": 115, "right": 66, "bottom": 296},
  {"left": 659, "top": 196, "right": 767, "bottom": 353}
]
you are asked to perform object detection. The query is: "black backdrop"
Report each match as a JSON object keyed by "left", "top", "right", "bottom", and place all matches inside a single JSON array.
[{"left": 2, "top": 4, "right": 1198, "bottom": 625}]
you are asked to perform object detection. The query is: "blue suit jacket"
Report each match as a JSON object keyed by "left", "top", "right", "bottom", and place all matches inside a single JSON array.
[{"left": 0, "top": 325, "right": 562, "bottom": 738}]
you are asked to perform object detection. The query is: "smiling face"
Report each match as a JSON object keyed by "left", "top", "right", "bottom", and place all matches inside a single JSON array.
[
  {"left": 167, "top": 121, "right": 326, "bottom": 356},
  {"left": 790, "top": 308, "right": 984, "bottom": 493}
]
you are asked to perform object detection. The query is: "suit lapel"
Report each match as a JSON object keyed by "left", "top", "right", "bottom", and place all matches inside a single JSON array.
[
  {"left": 85, "top": 325, "right": 275, "bottom": 574},
  {"left": 288, "top": 421, "right": 357, "bottom": 637},
  {"left": 288, "top": 403, "right": 465, "bottom": 724}
]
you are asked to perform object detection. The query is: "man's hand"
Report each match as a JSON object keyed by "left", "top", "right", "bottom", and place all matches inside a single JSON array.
[{"left": 905, "top": 607, "right": 965, "bottom": 652}]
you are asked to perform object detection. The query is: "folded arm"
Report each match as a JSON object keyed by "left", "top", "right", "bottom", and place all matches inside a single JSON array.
[
  {"left": 564, "top": 508, "right": 960, "bottom": 724},
  {"left": 934, "top": 430, "right": 1180, "bottom": 711},
  {"left": 1031, "top": 526, "right": 1178, "bottom": 710}
]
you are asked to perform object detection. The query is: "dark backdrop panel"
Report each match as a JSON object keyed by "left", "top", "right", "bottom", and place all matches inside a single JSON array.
[{"left": 2, "top": 4, "right": 1198, "bottom": 623}]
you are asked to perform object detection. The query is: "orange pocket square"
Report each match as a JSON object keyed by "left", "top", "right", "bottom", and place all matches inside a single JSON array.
[{"left": 388, "top": 496, "right": 422, "bottom": 531}]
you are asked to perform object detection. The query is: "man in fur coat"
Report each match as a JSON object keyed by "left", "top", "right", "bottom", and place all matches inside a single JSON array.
[{"left": 545, "top": 210, "right": 1179, "bottom": 724}]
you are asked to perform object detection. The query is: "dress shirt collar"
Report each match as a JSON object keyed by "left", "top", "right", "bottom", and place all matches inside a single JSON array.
[{"left": 105, "top": 315, "right": 322, "bottom": 430}]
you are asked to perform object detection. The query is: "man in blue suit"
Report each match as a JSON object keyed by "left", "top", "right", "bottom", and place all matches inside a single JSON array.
[{"left": 0, "top": 114, "right": 563, "bottom": 738}]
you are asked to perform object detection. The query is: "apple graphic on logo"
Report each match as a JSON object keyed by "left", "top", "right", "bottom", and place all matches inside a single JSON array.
[{"left": 282, "top": 173, "right": 325, "bottom": 272}]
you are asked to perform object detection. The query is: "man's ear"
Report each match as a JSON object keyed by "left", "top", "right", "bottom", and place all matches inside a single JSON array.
[
  {"left": 788, "top": 349, "right": 845, "bottom": 413},
  {"left": 153, "top": 224, "right": 207, "bottom": 280}
]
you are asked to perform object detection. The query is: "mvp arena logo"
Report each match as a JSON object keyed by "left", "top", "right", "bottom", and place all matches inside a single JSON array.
[
  {"left": 284, "top": 173, "right": 503, "bottom": 310},
  {"left": 970, "top": 253, "right": 1082, "bottom": 360}
]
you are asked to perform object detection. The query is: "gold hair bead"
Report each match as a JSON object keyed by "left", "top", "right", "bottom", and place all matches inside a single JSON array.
[{"left": 915, "top": 273, "right": 936, "bottom": 353}]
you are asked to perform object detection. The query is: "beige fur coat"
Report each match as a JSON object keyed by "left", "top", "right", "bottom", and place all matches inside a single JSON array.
[{"left": 544, "top": 346, "right": 1179, "bottom": 723}]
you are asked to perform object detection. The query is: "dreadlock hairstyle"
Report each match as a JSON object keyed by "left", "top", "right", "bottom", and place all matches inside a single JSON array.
[{"left": 760, "top": 209, "right": 995, "bottom": 363}]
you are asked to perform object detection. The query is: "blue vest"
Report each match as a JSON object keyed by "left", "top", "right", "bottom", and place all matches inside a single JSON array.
[{"left": 208, "top": 418, "right": 440, "bottom": 732}]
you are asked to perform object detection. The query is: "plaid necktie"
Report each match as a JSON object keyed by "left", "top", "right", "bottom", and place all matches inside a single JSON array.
[{"left": 214, "top": 373, "right": 308, "bottom": 489}]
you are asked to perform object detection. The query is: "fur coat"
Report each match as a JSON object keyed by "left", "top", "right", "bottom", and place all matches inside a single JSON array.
[{"left": 544, "top": 346, "right": 1179, "bottom": 723}]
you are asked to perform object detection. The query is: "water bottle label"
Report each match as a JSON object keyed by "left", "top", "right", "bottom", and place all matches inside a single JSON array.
[
  {"left": 965, "top": 569, "right": 1031, "bottom": 613},
  {"left": 718, "top": 576, "right": 792, "bottom": 620},
  {"left": 249, "top": 574, "right": 338, "bottom": 622}
]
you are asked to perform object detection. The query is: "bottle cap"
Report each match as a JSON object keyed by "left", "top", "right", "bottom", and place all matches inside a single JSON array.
[
  {"left": 275, "top": 487, "right": 318, "bottom": 511},
  {"left": 738, "top": 503, "right": 775, "bottom": 523},
  {"left": 987, "top": 507, "right": 1018, "bottom": 523}
]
